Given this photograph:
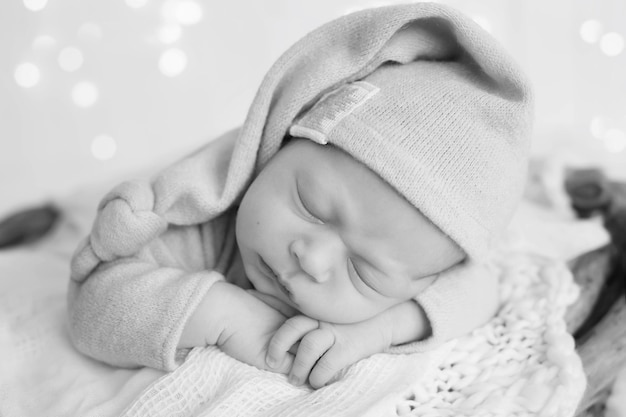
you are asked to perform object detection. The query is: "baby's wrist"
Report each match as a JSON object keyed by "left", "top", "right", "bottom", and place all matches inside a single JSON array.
[{"left": 178, "top": 281, "right": 246, "bottom": 348}]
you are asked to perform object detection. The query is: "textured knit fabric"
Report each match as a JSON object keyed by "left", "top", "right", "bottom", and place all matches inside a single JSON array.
[
  {"left": 118, "top": 247, "right": 585, "bottom": 417},
  {"left": 67, "top": 130, "right": 497, "bottom": 370},
  {"left": 69, "top": 2, "right": 529, "bottom": 372}
]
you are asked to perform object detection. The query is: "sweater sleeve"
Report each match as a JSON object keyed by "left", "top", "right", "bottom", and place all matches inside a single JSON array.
[
  {"left": 67, "top": 130, "right": 241, "bottom": 371},
  {"left": 388, "top": 261, "right": 500, "bottom": 354},
  {"left": 67, "top": 225, "right": 225, "bottom": 371}
]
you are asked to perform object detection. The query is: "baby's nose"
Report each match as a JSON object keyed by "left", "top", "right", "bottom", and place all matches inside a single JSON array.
[{"left": 289, "top": 233, "right": 343, "bottom": 283}]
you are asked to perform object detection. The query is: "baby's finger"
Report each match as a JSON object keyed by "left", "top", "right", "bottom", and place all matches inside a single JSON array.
[
  {"left": 266, "top": 315, "right": 318, "bottom": 370},
  {"left": 308, "top": 345, "right": 350, "bottom": 389},
  {"left": 264, "top": 350, "right": 295, "bottom": 375},
  {"left": 289, "top": 328, "right": 334, "bottom": 387}
]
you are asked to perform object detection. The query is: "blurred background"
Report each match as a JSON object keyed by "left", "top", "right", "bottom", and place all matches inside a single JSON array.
[
  {"left": 0, "top": 0, "right": 625, "bottom": 414},
  {"left": 1, "top": 0, "right": 625, "bottom": 216}
]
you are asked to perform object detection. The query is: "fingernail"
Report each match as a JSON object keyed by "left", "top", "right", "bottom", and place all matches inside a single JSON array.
[
  {"left": 288, "top": 374, "right": 301, "bottom": 386},
  {"left": 266, "top": 355, "right": 277, "bottom": 369}
]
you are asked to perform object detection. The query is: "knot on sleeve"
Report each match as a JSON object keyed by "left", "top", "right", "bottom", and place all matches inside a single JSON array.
[{"left": 70, "top": 180, "right": 168, "bottom": 282}]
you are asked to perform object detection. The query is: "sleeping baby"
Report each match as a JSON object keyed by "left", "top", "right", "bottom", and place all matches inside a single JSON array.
[{"left": 67, "top": 2, "right": 533, "bottom": 389}]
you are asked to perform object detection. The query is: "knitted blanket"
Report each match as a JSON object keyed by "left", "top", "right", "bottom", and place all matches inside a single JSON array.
[{"left": 120, "top": 246, "right": 586, "bottom": 417}]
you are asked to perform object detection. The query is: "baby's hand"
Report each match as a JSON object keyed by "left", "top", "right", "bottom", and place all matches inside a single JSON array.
[
  {"left": 266, "top": 315, "right": 393, "bottom": 389},
  {"left": 215, "top": 287, "right": 296, "bottom": 375}
]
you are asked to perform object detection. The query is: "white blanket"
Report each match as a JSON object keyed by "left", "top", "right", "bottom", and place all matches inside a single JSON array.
[
  {"left": 0, "top": 184, "right": 610, "bottom": 417},
  {"left": 119, "top": 238, "right": 592, "bottom": 417}
]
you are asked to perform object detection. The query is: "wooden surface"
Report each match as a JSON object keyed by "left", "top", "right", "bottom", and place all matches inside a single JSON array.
[
  {"left": 566, "top": 170, "right": 626, "bottom": 416},
  {"left": 570, "top": 248, "right": 626, "bottom": 415},
  {"left": 565, "top": 246, "right": 613, "bottom": 336}
]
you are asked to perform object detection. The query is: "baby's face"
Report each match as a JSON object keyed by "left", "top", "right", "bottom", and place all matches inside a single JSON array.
[{"left": 236, "top": 139, "right": 464, "bottom": 323}]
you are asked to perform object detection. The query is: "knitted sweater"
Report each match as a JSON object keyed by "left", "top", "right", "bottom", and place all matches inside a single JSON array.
[{"left": 67, "top": 129, "right": 498, "bottom": 371}]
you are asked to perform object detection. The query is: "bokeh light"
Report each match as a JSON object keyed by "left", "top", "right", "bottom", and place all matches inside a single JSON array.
[
  {"left": 78, "top": 22, "right": 103, "bottom": 41},
  {"left": 158, "top": 24, "right": 182, "bottom": 44},
  {"left": 14, "top": 63, "right": 41, "bottom": 88},
  {"left": 599, "top": 32, "right": 624, "bottom": 56},
  {"left": 58, "top": 47, "right": 84, "bottom": 72},
  {"left": 175, "top": 1, "right": 203, "bottom": 25},
  {"left": 32, "top": 35, "right": 57, "bottom": 50},
  {"left": 23, "top": 0, "right": 48, "bottom": 12},
  {"left": 604, "top": 128, "right": 626, "bottom": 153},
  {"left": 580, "top": 19, "right": 603, "bottom": 44},
  {"left": 162, "top": 0, "right": 203, "bottom": 26},
  {"left": 159, "top": 48, "right": 187, "bottom": 77},
  {"left": 72, "top": 81, "right": 99, "bottom": 107},
  {"left": 125, "top": 0, "right": 149, "bottom": 9},
  {"left": 91, "top": 134, "right": 117, "bottom": 160},
  {"left": 590, "top": 116, "right": 607, "bottom": 139}
]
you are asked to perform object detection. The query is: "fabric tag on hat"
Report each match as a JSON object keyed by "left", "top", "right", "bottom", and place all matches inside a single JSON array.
[{"left": 289, "top": 81, "right": 380, "bottom": 145}]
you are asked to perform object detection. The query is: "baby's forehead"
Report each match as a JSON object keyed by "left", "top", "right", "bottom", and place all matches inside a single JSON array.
[
  {"left": 275, "top": 139, "right": 464, "bottom": 270},
  {"left": 279, "top": 138, "right": 410, "bottom": 214}
]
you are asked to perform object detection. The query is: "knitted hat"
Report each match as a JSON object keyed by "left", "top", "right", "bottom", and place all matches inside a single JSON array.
[
  {"left": 287, "top": 39, "right": 533, "bottom": 259},
  {"left": 71, "top": 2, "right": 532, "bottom": 281}
]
